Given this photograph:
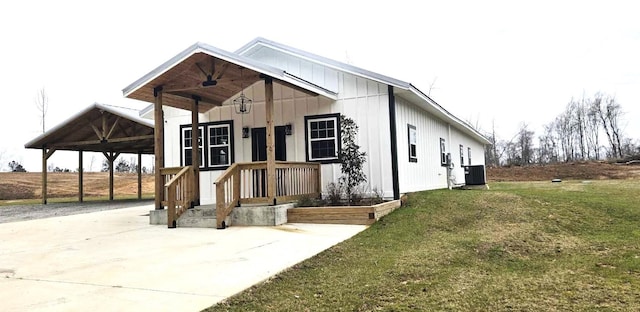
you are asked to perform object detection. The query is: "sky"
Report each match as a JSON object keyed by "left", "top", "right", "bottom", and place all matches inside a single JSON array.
[{"left": 1, "top": 0, "right": 638, "bottom": 172}]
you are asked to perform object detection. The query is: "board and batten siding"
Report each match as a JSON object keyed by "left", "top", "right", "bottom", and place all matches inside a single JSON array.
[
  {"left": 394, "top": 96, "right": 449, "bottom": 192},
  {"left": 394, "top": 95, "right": 487, "bottom": 192},
  {"left": 161, "top": 73, "right": 394, "bottom": 204}
]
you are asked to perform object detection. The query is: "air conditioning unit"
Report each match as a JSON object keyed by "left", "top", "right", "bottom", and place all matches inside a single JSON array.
[{"left": 464, "top": 165, "right": 486, "bottom": 185}]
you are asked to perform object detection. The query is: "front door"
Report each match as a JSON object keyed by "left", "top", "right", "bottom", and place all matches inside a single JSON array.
[
  {"left": 251, "top": 126, "right": 287, "bottom": 197},
  {"left": 251, "top": 127, "right": 286, "bottom": 162}
]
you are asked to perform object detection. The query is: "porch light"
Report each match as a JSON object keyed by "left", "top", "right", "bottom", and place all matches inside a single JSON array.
[
  {"left": 233, "top": 67, "right": 252, "bottom": 114},
  {"left": 233, "top": 94, "right": 252, "bottom": 114},
  {"left": 284, "top": 124, "right": 293, "bottom": 135},
  {"left": 242, "top": 127, "right": 250, "bottom": 138}
]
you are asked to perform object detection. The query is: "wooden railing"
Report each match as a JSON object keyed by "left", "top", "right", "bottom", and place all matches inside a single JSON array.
[
  {"left": 161, "top": 166, "right": 195, "bottom": 228},
  {"left": 214, "top": 161, "right": 321, "bottom": 229}
]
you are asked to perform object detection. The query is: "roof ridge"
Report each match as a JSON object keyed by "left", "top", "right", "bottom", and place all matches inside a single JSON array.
[{"left": 236, "top": 37, "right": 410, "bottom": 89}]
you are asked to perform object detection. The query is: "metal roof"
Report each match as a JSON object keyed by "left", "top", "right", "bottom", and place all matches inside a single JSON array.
[
  {"left": 25, "top": 103, "right": 155, "bottom": 154},
  {"left": 236, "top": 37, "right": 490, "bottom": 145}
]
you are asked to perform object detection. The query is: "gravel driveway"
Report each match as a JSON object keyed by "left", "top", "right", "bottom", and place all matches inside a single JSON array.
[{"left": 0, "top": 200, "right": 153, "bottom": 224}]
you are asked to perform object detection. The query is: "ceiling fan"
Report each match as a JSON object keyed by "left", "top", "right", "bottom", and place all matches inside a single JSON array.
[{"left": 196, "top": 61, "right": 218, "bottom": 87}]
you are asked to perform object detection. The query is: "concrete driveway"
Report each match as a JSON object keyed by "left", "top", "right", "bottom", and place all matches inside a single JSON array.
[{"left": 0, "top": 204, "right": 367, "bottom": 311}]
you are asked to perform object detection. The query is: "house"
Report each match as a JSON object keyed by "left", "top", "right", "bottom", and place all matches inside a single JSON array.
[{"left": 123, "top": 37, "right": 489, "bottom": 228}]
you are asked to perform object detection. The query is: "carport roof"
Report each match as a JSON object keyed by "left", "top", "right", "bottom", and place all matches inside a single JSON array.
[{"left": 25, "top": 103, "right": 154, "bottom": 154}]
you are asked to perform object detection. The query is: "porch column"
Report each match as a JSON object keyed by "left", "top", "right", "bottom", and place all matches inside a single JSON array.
[
  {"left": 191, "top": 96, "right": 200, "bottom": 206},
  {"left": 153, "top": 86, "right": 165, "bottom": 209},
  {"left": 265, "top": 77, "right": 276, "bottom": 205},
  {"left": 78, "top": 150, "right": 83, "bottom": 202}
]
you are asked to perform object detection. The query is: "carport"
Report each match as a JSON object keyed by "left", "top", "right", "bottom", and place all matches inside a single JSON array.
[{"left": 25, "top": 103, "right": 154, "bottom": 204}]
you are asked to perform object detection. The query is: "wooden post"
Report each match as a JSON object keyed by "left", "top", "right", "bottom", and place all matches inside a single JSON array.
[
  {"left": 191, "top": 97, "right": 200, "bottom": 206},
  {"left": 154, "top": 87, "right": 164, "bottom": 210},
  {"left": 79, "top": 150, "right": 83, "bottom": 203},
  {"left": 42, "top": 149, "right": 47, "bottom": 205},
  {"left": 265, "top": 77, "right": 276, "bottom": 205},
  {"left": 102, "top": 151, "right": 120, "bottom": 201},
  {"left": 41, "top": 148, "right": 55, "bottom": 205},
  {"left": 137, "top": 151, "right": 142, "bottom": 200},
  {"left": 109, "top": 152, "right": 115, "bottom": 201}
]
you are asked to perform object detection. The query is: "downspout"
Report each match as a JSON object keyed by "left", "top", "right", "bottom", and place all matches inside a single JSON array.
[{"left": 388, "top": 85, "right": 400, "bottom": 200}]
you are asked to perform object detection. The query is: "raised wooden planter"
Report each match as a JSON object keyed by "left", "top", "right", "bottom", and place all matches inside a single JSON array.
[{"left": 287, "top": 199, "right": 402, "bottom": 225}]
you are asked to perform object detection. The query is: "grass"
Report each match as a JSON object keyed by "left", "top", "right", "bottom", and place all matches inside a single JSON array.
[{"left": 205, "top": 180, "right": 640, "bottom": 311}]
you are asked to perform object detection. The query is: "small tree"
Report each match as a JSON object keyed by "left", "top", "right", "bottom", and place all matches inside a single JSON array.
[
  {"left": 8, "top": 160, "right": 27, "bottom": 172},
  {"left": 35, "top": 88, "right": 48, "bottom": 133},
  {"left": 338, "top": 115, "right": 367, "bottom": 205},
  {"left": 101, "top": 159, "right": 110, "bottom": 172},
  {"left": 115, "top": 159, "right": 131, "bottom": 173}
]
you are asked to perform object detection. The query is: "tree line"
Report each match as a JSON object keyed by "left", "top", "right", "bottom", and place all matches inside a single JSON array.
[{"left": 485, "top": 93, "right": 638, "bottom": 166}]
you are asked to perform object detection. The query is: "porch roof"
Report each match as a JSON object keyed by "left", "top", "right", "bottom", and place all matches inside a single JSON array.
[
  {"left": 122, "top": 42, "right": 337, "bottom": 113},
  {"left": 25, "top": 103, "right": 155, "bottom": 154}
]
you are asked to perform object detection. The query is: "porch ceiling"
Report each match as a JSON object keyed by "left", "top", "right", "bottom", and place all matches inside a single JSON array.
[
  {"left": 123, "top": 42, "right": 338, "bottom": 113},
  {"left": 126, "top": 52, "right": 262, "bottom": 113}
]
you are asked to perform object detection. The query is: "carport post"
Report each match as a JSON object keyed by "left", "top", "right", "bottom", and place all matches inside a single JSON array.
[
  {"left": 78, "top": 150, "right": 83, "bottom": 202},
  {"left": 41, "top": 148, "right": 55, "bottom": 205},
  {"left": 137, "top": 152, "right": 142, "bottom": 200},
  {"left": 42, "top": 149, "right": 47, "bottom": 205},
  {"left": 103, "top": 151, "right": 120, "bottom": 201}
]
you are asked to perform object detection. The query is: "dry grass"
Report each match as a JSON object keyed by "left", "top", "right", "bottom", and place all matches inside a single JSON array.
[{"left": 0, "top": 172, "right": 154, "bottom": 203}]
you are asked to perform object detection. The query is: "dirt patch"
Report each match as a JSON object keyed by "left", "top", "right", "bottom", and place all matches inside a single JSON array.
[{"left": 487, "top": 161, "right": 640, "bottom": 182}]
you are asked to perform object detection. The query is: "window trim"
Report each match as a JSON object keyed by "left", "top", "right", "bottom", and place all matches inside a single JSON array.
[
  {"left": 207, "top": 123, "right": 233, "bottom": 169},
  {"left": 304, "top": 113, "right": 341, "bottom": 164},
  {"left": 181, "top": 126, "right": 205, "bottom": 169},
  {"left": 408, "top": 124, "right": 417, "bottom": 163},
  {"left": 459, "top": 144, "right": 464, "bottom": 166},
  {"left": 440, "top": 138, "right": 447, "bottom": 166},
  {"left": 180, "top": 120, "right": 234, "bottom": 171}
]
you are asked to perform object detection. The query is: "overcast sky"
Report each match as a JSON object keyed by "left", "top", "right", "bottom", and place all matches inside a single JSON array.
[{"left": 1, "top": 0, "right": 638, "bottom": 172}]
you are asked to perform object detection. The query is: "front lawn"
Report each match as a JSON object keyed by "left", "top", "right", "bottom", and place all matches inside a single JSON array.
[{"left": 206, "top": 180, "right": 640, "bottom": 311}]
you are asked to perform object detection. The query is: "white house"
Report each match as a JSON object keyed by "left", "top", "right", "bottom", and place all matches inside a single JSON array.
[{"left": 123, "top": 37, "right": 489, "bottom": 226}]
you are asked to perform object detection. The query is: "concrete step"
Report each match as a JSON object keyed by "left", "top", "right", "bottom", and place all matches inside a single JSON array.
[
  {"left": 149, "top": 203, "right": 296, "bottom": 228},
  {"left": 177, "top": 216, "right": 217, "bottom": 228}
]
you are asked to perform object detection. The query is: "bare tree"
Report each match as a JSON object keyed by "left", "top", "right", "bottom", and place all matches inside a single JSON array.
[
  {"left": 586, "top": 98, "right": 601, "bottom": 160},
  {"left": 595, "top": 94, "right": 624, "bottom": 158},
  {"left": 35, "top": 88, "right": 49, "bottom": 133},
  {"left": 516, "top": 123, "right": 535, "bottom": 165}
]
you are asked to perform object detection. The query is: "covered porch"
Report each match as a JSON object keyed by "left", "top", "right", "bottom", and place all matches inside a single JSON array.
[{"left": 123, "top": 43, "right": 335, "bottom": 228}]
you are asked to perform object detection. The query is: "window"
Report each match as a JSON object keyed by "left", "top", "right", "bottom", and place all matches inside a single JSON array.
[
  {"left": 208, "top": 124, "right": 230, "bottom": 168},
  {"left": 181, "top": 126, "right": 204, "bottom": 168},
  {"left": 305, "top": 114, "right": 340, "bottom": 163},
  {"left": 468, "top": 147, "right": 472, "bottom": 166},
  {"left": 459, "top": 144, "right": 464, "bottom": 166},
  {"left": 181, "top": 120, "right": 234, "bottom": 170},
  {"left": 408, "top": 124, "right": 417, "bottom": 162},
  {"left": 440, "top": 138, "right": 447, "bottom": 166}
]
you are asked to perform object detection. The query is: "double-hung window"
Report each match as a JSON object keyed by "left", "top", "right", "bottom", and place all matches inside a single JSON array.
[
  {"left": 468, "top": 147, "right": 472, "bottom": 166},
  {"left": 208, "top": 124, "right": 230, "bottom": 168},
  {"left": 408, "top": 124, "right": 417, "bottom": 162},
  {"left": 181, "top": 120, "right": 233, "bottom": 170},
  {"left": 182, "top": 126, "right": 204, "bottom": 168},
  {"left": 459, "top": 144, "right": 464, "bottom": 166},
  {"left": 305, "top": 113, "right": 340, "bottom": 163}
]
